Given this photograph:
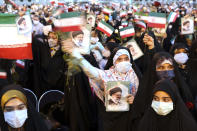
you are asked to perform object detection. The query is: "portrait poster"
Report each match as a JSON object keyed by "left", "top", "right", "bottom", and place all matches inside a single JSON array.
[
  {"left": 105, "top": 81, "right": 133, "bottom": 112},
  {"left": 87, "top": 14, "right": 96, "bottom": 27},
  {"left": 124, "top": 39, "right": 144, "bottom": 60},
  {"left": 16, "top": 15, "right": 32, "bottom": 35},
  {"left": 152, "top": 26, "right": 167, "bottom": 37},
  {"left": 181, "top": 17, "right": 194, "bottom": 35}
]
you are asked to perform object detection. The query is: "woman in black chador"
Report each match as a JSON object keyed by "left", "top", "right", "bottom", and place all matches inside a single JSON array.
[{"left": 138, "top": 79, "right": 197, "bottom": 131}]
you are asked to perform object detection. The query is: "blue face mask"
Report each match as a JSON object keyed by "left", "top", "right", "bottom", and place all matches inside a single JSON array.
[{"left": 156, "top": 70, "right": 175, "bottom": 80}]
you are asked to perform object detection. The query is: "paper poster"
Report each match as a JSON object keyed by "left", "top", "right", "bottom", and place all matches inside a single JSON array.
[
  {"left": 181, "top": 17, "right": 194, "bottom": 35},
  {"left": 152, "top": 26, "right": 167, "bottom": 37},
  {"left": 105, "top": 81, "right": 132, "bottom": 112},
  {"left": 124, "top": 39, "right": 144, "bottom": 60},
  {"left": 16, "top": 15, "right": 32, "bottom": 35},
  {"left": 87, "top": 14, "right": 96, "bottom": 27}
]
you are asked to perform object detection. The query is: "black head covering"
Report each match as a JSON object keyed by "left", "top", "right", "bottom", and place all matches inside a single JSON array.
[
  {"left": 170, "top": 42, "right": 189, "bottom": 56},
  {"left": 131, "top": 51, "right": 193, "bottom": 121},
  {"left": 137, "top": 79, "right": 197, "bottom": 131},
  {"left": 104, "top": 42, "right": 119, "bottom": 53},
  {"left": 187, "top": 40, "right": 197, "bottom": 96},
  {"left": 0, "top": 84, "right": 49, "bottom": 131},
  {"left": 109, "top": 87, "right": 122, "bottom": 96}
]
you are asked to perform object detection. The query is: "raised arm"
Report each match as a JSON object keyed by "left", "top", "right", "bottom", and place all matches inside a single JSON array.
[{"left": 62, "top": 38, "right": 105, "bottom": 82}]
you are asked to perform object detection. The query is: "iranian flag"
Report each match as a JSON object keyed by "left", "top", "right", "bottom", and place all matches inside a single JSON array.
[
  {"left": 16, "top": 60, "right": 25, "bottom": 68},
  {"left": 148, "top": 12, "right": 166, "bottom": 28},
  {"left": 120, "top": 26, "right": 135, "bottom": 38},
  {"left": 96, "top": 20, "right": 114, "bottom": 37},
  {"left": 0, "top": 14, "right": 33, "bottom": 60},
  {"left": 6, "top": 0, "right": 18, "bottom": 9},
  {"left": 136, "top": 21, "right": 146, "bottom": 29},
  {"left": 121, "top": 21, "right": 128, "bottom": 27},
  {"left": 167, "top": 12, "right": 178, "bottom": 23},
  {"left": 0, "top": 70, "right": 7, "bottom": 79},
  {"left": 120, "top": 11, "right": 127, "bottom": 18},
  {"left": 134, "top": 12, "right": 149, "bottom": 23},
  {"left": 53, "top": 12, "right": 83, "bottom": 32},
  {"left": 128, "top": 10, "right": 133, "bottom": 15},
  {"left": 102, "top": 8, "right": 113, "bottom": 15}
]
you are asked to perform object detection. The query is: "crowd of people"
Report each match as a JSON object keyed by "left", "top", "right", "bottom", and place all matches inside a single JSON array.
[{"left": 0, "top": 1, "right": 197, "bottom": 131}]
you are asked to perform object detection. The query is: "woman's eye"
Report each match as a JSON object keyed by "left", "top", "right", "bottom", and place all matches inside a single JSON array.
[
  {"left": 153, "top": 96, "right": 159, "bottom": 101},
  {"left": 163, "top": 98, "right": 170, "bottom": 102},
  {"left": 5, "top": 108, "right": 14, "bottom": 112},
  {"left": 18, "top": 105, "right": 26, "bottom": 110}
]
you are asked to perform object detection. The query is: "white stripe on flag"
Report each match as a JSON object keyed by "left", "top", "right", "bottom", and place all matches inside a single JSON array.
[
  {"left": 53, "top": 17, "right": 83, "bottom": 27},
  {"left": 148, "top": 17, "right": 166, "bottom": 24},
  {"left": 120, "top": 28, "right": 135, "bottom": 36},
  {"left": 0, "top": 27, "right": 31, "bottom": 47}
]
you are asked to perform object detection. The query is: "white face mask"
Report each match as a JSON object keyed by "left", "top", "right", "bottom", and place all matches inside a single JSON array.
[
  {"left": 115, "top": 61, "right": 132, "bottom": 74},
  {"left": 151, "top": 101, "right": 174, "bottom": 116},
  {"left": 48, "top": 39, "right": 58, "bottom": 48},
  {"left": 73, "top": 39, "right": 83, "bottom": 47},
  {"left": 91, "top": 37, "right": 99, "bottom": 44},
  {"left": 4, "top": 109, "right": 28, "bottom": 128},
  {"left": 174, "top": 53, "right": 188, "bottom": 64},
  {"left": 33, "top": 20, "right": 39, "bottom": 25},
  {"left": 102, "top": 50, "right": 111, "bottom": 58}
]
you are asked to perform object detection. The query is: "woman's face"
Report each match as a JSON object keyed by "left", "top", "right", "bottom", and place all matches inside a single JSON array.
[
  {"left": 153, "top": 91, "right": 172, "bottom": 102},
  {"left": 156, "top": 63, "right": 174, "bottom": 71},
  {"left": 115, "top": 54, "right": 130, "bottom": 65},
  {"left": 4, "top": 98, "right": 27, "bottom": 113}
]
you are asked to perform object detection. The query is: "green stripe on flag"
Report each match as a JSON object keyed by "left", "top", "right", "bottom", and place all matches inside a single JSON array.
[
  {"left": 149, "top": 12, "right": 166, "bottom": 18},
  {"left": 60, "top": 12, "right": 82, "bottom": 19},
  {"left": 120, "top": 26, "right": 133, "bottom": 32},
  {"left": 134, "top": 12, "right": 148, "bottom": 16},
  {"left": 0, "top": 13, "right": 17, "bottom": 24},
  {"left": 100, "top": 20, "right": 114, "bottom": 31}
]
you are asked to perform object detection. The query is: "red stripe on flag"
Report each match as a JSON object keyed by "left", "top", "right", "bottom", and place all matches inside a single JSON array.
[
  {"left": 103, "top": 11, "right": 110, "bottom": 15},
  {"left": 148, "top": 23, "right": 166, "bottom": 28},
  {"left": 0, "top": 76, "right": 7, "bottom": 79},
  {"left": 172, "top": 15, "right": 178, "bottom": 23},
  {"left": 136, "top": 24, "right": 146, "bottom": 29},
  {"left": 53, "top": 26, "right": 81, "bottom": 32},
  {"left": 96, "top": 26, "right": 111, "bottom": 37},
  {"left": 0, "top": 43, "right": 32, "bottom": 60},
  {"left": 16, "top": 63, "right": 25, "bottom": 69},
  {"left": 121, "top": 33, "right": 135, "bottom": 38}
]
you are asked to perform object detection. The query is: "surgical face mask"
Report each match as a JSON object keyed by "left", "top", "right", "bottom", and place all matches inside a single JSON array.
[
  {"left": 174, "top": 53, "right": 188, "bottom": 64},
  {"left": 4, "top": 109, "right": 28, "bottom": 128},
  {"left": 91, "top": 37, "right": 99, "bottom": 44},
  {"left": 48, "top": 39, "right": 58, "bottom": 48},
  {"left": 73, "top": 39, "right": 83, "bottom": 47},
  {"left": 115, "top": 61, "right": 132, "bottom": 74},
  {"left": 157, "top": 70, "right": 175, "bottom": 80},
  {"left": 102, "top": 50, "right": 111, "bottom": 58},
  {"left": 151, "top": 101, "right": 174, "bottom": 116},
  {"left": 33, "top": 20, "right": 39, "bottom": 25}
]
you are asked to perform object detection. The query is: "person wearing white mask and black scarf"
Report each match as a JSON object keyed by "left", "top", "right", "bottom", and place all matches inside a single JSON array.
[
  {"left": 32, "top": 15, "right": 44, "bottom": 36},
  {"left": 137, "top": 79, "right": 197, "bottom": 131},
  {"left": 0, "top": 84, "right": 49, "bottom": 131},
  {"left": 170, "top": 42, "right": 189, "bottom": 83},
  {"left": 62, "top": 37, "right": 142, "bottom": 131}
]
